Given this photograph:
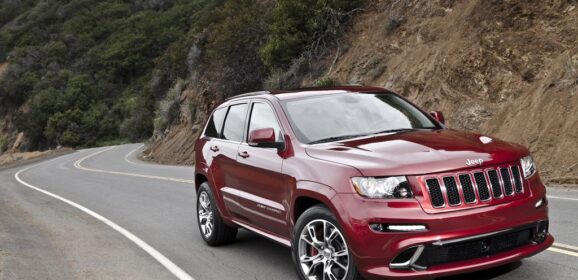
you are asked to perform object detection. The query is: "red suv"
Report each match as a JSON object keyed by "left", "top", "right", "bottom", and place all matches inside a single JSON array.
[{"left": 194, "top": 86, "right": 552, "bottom": 280}]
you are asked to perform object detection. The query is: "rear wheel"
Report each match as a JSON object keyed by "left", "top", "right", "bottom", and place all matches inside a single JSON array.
[
  {"left": 292, "top": 205, "right": 362, "bottom": 280},
  {"left": 197, "top": 182, "right": 237, "bottom": 246}
]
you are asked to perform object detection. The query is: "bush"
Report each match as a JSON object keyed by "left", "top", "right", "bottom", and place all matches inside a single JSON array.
[
  {"left": 0, "top": 133, "right": 8, "bottom": 153},
  {"left": 3, "top": 0, "right": 214, "bottom": 150},
  {"left": 260, "top": 0, "right": 362, "bottom": 69},
  {"left": 154, "top": 87, "right": 180, "bottom": 135}
]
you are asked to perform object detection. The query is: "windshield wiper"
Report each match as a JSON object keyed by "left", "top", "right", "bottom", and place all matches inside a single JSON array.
[
  {"left": 309, "top": 133, "right": 369, "bottom": 144},
  {"left": 372, "top": 128, "right": 417, "bottom": 135}
]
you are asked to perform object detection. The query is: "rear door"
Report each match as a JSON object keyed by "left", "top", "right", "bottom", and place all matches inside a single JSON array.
[{"left": 224, "top": 100, "right": 289, "bottom": 237}]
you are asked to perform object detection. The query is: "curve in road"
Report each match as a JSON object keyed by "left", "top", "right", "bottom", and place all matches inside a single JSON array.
[{"left": 1, "top": 144, "right": 577, "bottom": 280}]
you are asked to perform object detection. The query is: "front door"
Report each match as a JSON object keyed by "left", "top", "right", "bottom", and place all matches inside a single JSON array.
[{"left": 226, "top": 101, "right": 289, "bottom": 237}]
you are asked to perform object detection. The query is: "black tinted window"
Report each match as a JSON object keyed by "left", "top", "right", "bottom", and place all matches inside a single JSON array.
[
  {"left": 204, "top": 107, "right": 227, "bottom": 138},
  {"left": 222, "top": 104, "right": 248, "bottom": 142},
  {"left": 248, "top": 103, "right": 283, "bottom": 142}
]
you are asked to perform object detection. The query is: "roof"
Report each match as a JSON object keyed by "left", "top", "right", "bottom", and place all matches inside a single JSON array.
[{"left": 225, "top": 86, "right": 393, "bottom": 101}]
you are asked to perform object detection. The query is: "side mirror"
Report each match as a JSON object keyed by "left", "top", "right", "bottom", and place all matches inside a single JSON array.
[
  {"left": 430, "top": 111, "right": 445, "bottom": 124},
  {"left": 248, "top": 128, "right": 284, "bottom": 149}
]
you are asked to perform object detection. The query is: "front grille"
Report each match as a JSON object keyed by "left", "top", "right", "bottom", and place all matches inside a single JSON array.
[
  {"left": 500, "top": 168, "right": 514, "bottom": 195},
  {"left": 390, "top": 221, "right": 549, "bottom": 270},
  {"left": 443, "top": 177, "right": 461, "bottom": 205},
  {"left": 487, "top": 170, "right": 502, "bottom": 198},
  {"left": 414, "top": 227, "right": 534, "bottom": 267},
  {"left": 424, "top": 163, "right": 524, "bottom": 209},
  {"left": 458, "top": 174, "right": 476, "bottom": 203},
  {"left": 474, "top": 172, "right": 491, "bottom": 201},
  {"left": 511, "top": 166, "right": 523, "bottom": 193},
  {"left": 426, "top": 179, "right": 445, "bottom": 208}
]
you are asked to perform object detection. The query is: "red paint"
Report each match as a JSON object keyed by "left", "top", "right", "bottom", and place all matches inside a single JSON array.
[
  {"left": 430, "top": 111, "right": 445, "bottom": 124},
  {"left": 194, "top": 86, "right": 552, "bottom": 279},
  {"left": 248, "top": 127, "right": 276, "bottom": 144}
]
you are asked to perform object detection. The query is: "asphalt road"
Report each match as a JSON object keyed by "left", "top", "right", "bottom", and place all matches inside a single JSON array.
[{"left": 0, "top": 144, "right": 577, "bottom": 280}]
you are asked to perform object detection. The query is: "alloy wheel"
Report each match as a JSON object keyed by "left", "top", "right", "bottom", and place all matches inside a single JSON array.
[
  {"left": 298, "top": 219, "right": 350, "bottom": 280},
  {"left": 198, "top": 191, "right": 214, "bottom": 238}
]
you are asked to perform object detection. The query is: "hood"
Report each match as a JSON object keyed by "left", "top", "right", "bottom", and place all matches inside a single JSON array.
[{"left": 305, "top": 129, "right": 528, "bottom": 176}]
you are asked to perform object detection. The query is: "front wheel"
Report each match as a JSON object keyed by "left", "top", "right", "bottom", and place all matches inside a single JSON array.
[{"left": 292, "top": 205, "right": 362, "bottom": 280}]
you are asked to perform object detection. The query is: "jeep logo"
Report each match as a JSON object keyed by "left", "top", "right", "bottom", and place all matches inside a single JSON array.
[{"left": 466, "top": 158, "right": 484, "bottom": 166}]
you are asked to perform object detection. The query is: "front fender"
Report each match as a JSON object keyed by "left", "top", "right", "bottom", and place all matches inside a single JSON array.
[{"left": 290, "top": 180, "right": 338, "bottom": 234}]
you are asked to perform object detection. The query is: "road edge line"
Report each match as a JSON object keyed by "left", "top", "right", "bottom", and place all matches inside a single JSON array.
[
  {"left": 14, "top": 156, "right": 195, "bottom": 280},
  {"left": 124, "top": 144, "right": 149, "bottom": 166},
  {"left": 547, "top": 247, "right": 578, "bottom": 257},
  {"left": 548, "top": 195, "right": 578, "bottom": 202},
  {"left": 74, "top": 147, "right": 194, "bottom": 184}
]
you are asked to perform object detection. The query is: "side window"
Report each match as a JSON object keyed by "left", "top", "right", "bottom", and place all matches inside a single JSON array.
[
  {"left": 222, "top": 104, "right": 248, "bottom": 142},
  {"left": 248, "top": 103, "right": 283, "bottom": 142},
  {"left": 204, "top": 107, "right": 227, "bottom": 138}
]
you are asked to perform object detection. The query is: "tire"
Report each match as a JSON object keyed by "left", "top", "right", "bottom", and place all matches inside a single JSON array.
[
  {"left": 292, "top": 205, "right": 362, "bottom": 280},
  {"left": 196, "top": 182, "right": 237, "bottom": 246}
]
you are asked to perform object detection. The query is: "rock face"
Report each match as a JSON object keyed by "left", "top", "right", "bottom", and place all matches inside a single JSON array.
[{"left": 148, "top": 0, "right": 578, "bottom": 182}]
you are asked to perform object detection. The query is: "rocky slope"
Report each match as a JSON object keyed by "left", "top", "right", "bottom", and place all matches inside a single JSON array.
[{"left": 149, "top": 0, "right": 577, "bottom": 183}]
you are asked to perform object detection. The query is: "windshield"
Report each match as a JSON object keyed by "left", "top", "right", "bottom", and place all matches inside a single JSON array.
[{"left": 282, "top": 93, "right": 438, "bottom": 144}]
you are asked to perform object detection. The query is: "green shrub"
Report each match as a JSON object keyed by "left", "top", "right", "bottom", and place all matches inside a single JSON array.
[
  {"left": 260, "top": 0, "right": 362, "bottom": 69},
  {"left": 154, "top": 87, "right": 180, "bottom": 134},
  {"left": 0, "top": 133, "right": 8, "bottom": 153}
]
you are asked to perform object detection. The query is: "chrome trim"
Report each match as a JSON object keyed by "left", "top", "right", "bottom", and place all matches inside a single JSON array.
[
  {"left": 389, "top": 245, "right": 426, "bottom": 271},
  {"left": 432, "top": 228, "right": 513, "bottom": 246}
]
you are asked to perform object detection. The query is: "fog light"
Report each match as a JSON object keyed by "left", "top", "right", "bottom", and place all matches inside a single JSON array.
[
  {"left": 387, "top": 225, "right": 427, "bottom": 232},
  {"left": 370, "top": 224, "right": 427, "bottom": 232}
]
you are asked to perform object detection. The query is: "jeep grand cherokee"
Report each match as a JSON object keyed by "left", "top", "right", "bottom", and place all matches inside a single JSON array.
[{"left": 193, "top": 86, "right": 552, "bottom": 280}]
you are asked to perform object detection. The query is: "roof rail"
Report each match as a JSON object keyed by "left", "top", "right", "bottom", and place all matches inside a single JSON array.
[{"left": 225, "top": 91, "right": 271, "bottom": 101}]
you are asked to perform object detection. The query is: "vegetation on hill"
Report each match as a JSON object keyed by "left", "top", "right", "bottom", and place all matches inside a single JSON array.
[{"left": 0, "top": 0, "right": 360, "bottom": 152}]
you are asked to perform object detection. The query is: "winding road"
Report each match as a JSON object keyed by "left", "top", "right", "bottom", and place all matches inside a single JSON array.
[{"left": 0, "top": 144, "right": 577, "bottom": 280}]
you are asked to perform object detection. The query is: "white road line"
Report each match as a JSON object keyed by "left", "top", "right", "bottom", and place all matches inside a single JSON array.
[
  {"left": 124, "top": 144, "right": 149, "bottom": 166},
  {"left": 14, "top": 152, "right": 195, "bottom": 280},
  {"left": 548, "top": 247, "right": 578, "bottom": 257},
  {"left": 74, "top": 147, "right": 194, "bottom": 184},
  {"left": 548, "top": 195, "right": 578, "bottom": 202},
  {"left": 553, "top": 242, "right": 578, "bottom": 252}
]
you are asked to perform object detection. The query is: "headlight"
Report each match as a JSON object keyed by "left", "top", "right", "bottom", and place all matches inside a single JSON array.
[
  {"left": 351, "top": 176, "right": 413, "bottom": 199},
  {"left": 520, "top": 155, "right": 537, "bottom": 178}
]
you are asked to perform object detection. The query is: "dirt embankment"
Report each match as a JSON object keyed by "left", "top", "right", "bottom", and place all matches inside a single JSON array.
[
  {"left": 148, "top": 0, "right": 578, "bottom": 183},
  {"left": 0, "top": 147, "right": 73, "bottom": 169}
]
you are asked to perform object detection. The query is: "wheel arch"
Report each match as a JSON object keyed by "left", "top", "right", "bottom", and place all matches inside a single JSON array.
[{"left": 291, "top": 181, "right": 339, "bottom": 232}]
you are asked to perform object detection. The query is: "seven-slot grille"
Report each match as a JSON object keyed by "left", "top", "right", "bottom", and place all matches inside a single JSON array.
[{"left": 425, "top": 164, "right": 524, "bottom": 208}]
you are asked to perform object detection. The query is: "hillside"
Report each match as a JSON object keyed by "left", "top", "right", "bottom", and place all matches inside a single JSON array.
[
  {"left": 1, "top": 0, "right": 577, "bottom": 183},
  {"left": 0, "top": 0, "right": 227, "bottom": 151},
  {"left": 146, "top": 0, "right": 578, "bottom": 183}
]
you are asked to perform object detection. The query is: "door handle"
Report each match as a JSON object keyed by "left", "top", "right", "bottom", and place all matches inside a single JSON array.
[
  {"left": 210, "top": 145, "right": 219, "bottom": 152},
  {"left": 238, "top": 151, "right": 250, "bottom": 158}
]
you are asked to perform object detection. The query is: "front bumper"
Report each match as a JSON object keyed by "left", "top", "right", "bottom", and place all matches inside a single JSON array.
[
  {"left": 366, "top": 234, "right": 553, "bottom": 279},
  {"left": 331, "top": 191, "right": 552, "bottom": 280}
]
